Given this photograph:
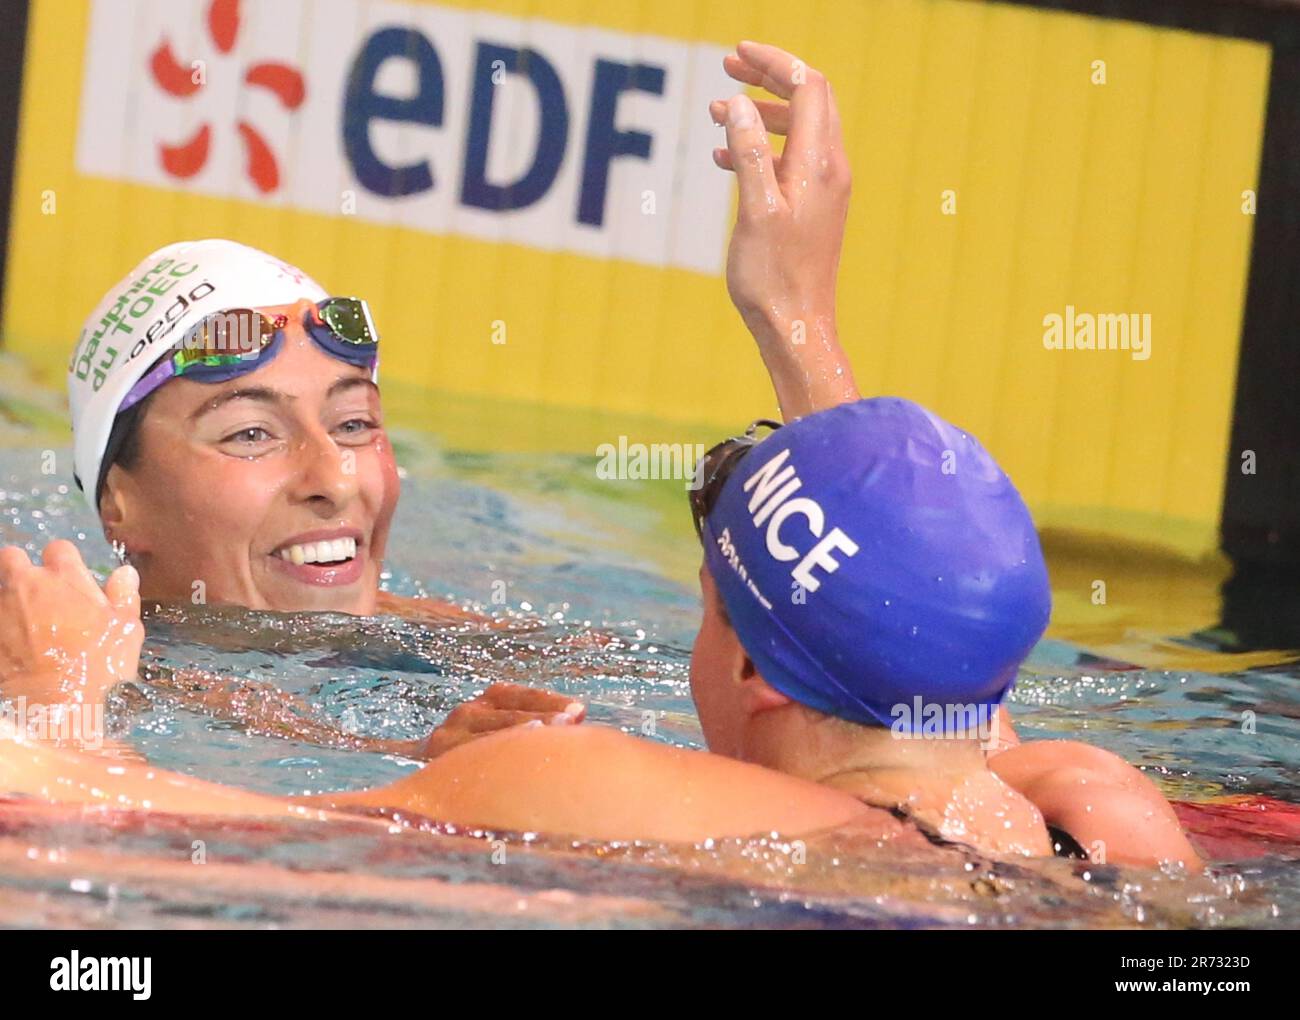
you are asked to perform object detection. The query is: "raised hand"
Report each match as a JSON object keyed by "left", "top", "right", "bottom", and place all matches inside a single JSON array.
[
  {"left": 0, "top": 540, "right": 143, "bottom": 729},
  {"left": 710, "top": 40, "right": 860, "bottom": 420}
]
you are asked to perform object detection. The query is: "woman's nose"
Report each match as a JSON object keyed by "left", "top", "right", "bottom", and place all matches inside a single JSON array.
[{"left": 288, "top": 427, "right": 359, "bottom": 511}]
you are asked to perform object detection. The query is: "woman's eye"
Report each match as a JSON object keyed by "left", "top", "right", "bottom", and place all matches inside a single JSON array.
[
  {"left": 335, "top": 418, "right": 375, "bottom": 436},
  {"left": 224, "top": 427, "right": 273, "bottom": 444}
]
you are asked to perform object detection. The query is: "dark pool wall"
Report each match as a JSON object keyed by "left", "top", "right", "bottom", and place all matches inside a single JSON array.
[{"left": 0, "top": 0, "right": 30, "bottom": 320}]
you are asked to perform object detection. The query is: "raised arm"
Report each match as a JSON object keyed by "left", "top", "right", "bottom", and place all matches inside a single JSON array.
[
  {"left": 710, "top": 43, "right": 1040, "bottom": 756},
  {"left": 711, "top": 40, "right": 860, "bottom": 421}
]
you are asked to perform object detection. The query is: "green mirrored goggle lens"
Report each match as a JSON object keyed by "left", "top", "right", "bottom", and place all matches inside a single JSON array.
[{"left": 319, "top": 298, "right": 376, "bottom": 345}]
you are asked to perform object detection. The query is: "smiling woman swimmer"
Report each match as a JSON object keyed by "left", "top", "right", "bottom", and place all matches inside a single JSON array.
[{"left": 7, "top": 238, "right": 595, "bottom": 756}]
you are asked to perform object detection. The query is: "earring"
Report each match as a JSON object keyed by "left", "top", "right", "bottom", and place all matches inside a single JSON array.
[{"left": 110, "top": 538, "right": 129, "bottom": 566}]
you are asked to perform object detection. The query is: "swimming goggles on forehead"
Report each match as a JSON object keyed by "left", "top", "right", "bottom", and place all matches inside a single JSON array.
[
  {"left": 117, "top": 297, "right": 379, "bottom": 414},
  {"left": 689, "top": 418, "right": 782, "bottom": 539}
]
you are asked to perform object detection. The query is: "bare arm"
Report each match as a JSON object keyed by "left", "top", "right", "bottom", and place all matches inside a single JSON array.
[
  {"left": 712, "top": 41, "right": 860, "bottom": 422},
  {"left": 2, "top": 712, "right": 881, "bottom": 844},
  {"left": 311, "top": 724, "right": 880, "bottom": 844},
  {"left": 714, "top": 45, "right": 1037, "bottom": 753},
  {"left": 0, "top": 715, "right": 361, "bottom": 820},
  {"left": 141, "top": 664, "right": 407, "bottom": 753},
  {"left": 142, "top": 665, "right": 583, "bottom": 759},
  {"left": 1, "top": 542, "right": 586, "bottom": 762}
]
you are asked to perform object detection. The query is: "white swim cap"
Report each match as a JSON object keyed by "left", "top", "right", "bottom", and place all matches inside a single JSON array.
[{"left": 68, "top": 239, "right": 328, "bottom": 512}]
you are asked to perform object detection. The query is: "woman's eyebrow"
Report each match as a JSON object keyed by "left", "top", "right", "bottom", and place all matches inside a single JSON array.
[
  {"left": 327, "top": 376, "right": 379, "bottom": 399},
  {"left": 188, "top": 377, "right": 374, "bottom": 422},
  {"left": 189, "top": 386, "right": 286, "bottom": 421}
]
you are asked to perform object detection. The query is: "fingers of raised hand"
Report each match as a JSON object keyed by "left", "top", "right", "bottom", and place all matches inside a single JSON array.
[
  {"left": 711, "top": 98, "right": 790, "bottom": 137},
  {"left": 105, "top": 564, "right": 142, "bottom": 617},
  {"left": 726, "top": 42, "right": 835, "bottom": 186},
  {"left": 827, "top": 81, "right": 842, "bottom": 138},
  {"left": 717, "top": 94, "right": 782, "bottom": 214},
  {"left": 0, "top": 545, "right": 33, "bottom": 584},
  {"left": 727, "top": 41, "right": 825, "bottom": 101},
  {"left": 723, "top": 44, "right": 813, "bottom": 101}
]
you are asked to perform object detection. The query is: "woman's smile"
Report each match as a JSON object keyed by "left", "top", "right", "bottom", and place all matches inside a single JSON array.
[{"left": 267, "top": 526, "right": 367, "bottom": 587}]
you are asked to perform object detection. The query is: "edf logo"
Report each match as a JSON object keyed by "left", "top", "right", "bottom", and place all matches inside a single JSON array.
[
  {"left": 77, "top": 0, "right": 733, "bottom": 272},
  {"left": 347, "top": 30, "right": 663, "bottom": 229}
]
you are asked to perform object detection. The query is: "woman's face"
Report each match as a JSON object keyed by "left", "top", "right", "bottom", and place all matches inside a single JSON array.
[{"left": 100, "top": 299, "right": 400, "bottom": 615}]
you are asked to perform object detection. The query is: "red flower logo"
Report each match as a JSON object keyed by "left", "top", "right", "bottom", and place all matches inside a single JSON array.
[{"left": 149, "top": 0, "right": 305, "bottom": 193}]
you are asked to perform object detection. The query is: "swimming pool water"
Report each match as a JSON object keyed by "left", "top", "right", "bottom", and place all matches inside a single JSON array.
[{"left": 1, "top": 356, "right": 1298, "bottom": 928}]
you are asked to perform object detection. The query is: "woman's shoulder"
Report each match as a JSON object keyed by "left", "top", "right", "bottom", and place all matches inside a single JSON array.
[{"left": 988, "top": 739, "right": 1149, "bottom": 794}]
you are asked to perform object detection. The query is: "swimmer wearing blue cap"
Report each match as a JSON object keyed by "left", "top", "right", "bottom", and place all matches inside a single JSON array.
[
  {"left": 692, "top": 41, "right": 1200, "bottom": 869},
  {"left": 0, "top": 41, "right": 1200, "bottom": 870},
  {"left": 685, "top": 402, "right": 1198, "bottom": 865}
]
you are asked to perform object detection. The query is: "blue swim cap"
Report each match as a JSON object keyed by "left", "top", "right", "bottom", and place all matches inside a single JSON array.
[{"left": 700, "top": 397, "right": 1051, "bottom": 732}]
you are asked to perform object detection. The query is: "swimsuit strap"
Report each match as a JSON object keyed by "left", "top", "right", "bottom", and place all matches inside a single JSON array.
[
  {"left": 884, "top": 802, "right": 961, "bottom": 851},
  {"left": 885, "top": 802, "right": 1089, "bottom": 862},
  {"left": 1046, "top": 825, "right": 1089, "bottom": 860}
]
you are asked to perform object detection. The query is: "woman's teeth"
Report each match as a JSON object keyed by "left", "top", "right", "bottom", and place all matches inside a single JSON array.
[{"left": 278, "top": 537, "right": 357, "bottom": 566}]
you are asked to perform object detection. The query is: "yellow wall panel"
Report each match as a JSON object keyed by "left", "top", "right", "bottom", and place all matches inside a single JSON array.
[{"left": 2, "top": 0, "right": 1270, "bottom": 562}]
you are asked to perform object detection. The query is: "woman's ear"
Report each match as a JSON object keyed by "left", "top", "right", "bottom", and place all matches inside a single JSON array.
[
  {"left": 99, "top": 464, "right": 128, "bottom": 534},
  {"left": 99, "top": 464, "right": 145, "bottom": 558},
  {"left": 709, "top": 581, "right": 790, "bottom": 712},
  {"left": 738, "top": 654, "right": 794, "bottom": 714}
]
